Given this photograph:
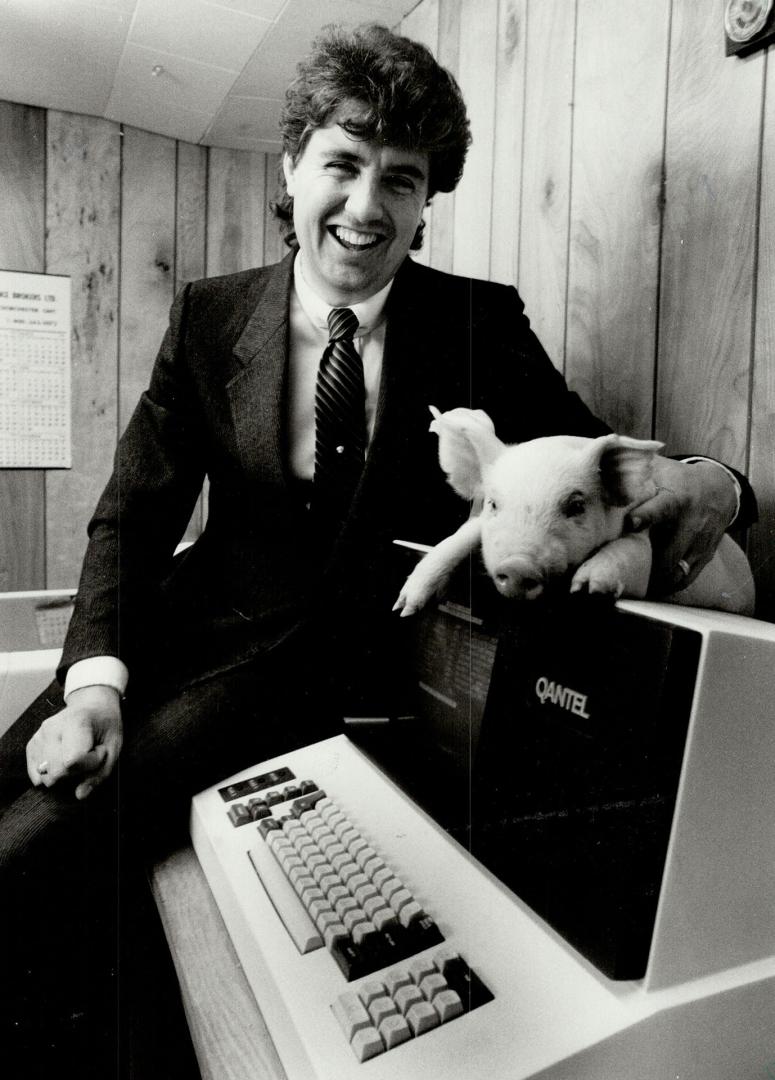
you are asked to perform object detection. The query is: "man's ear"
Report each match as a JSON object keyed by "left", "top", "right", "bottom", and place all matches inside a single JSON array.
[
  {"left": 282, "top": 152, "right": 295, "bottom": 197},
  {"left": 428, "top": 406, "right": 506, "bottom": 501},
  {"left": 591, "top": 434, "right": 665, "bottom": 506}
]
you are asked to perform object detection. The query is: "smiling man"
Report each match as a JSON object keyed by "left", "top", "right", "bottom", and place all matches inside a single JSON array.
[{"left": 0, "top": 22, "right": 757, "bottom": 1074}]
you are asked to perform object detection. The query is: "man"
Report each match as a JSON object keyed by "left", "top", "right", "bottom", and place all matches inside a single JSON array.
[{"left": 0, "top": 22, "right": 755, "bottom": 1076}]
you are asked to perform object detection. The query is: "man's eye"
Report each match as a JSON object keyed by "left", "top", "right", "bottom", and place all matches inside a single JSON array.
[
  {"left": 562, "top": 493, "right": 587, "bottom": 518},
  {"left": 386, "top": 174, "right": 415, "bottom": 192},
  {"left": 486, "top": 497, "right": 498, "bottom": 514},
  {"left": 327, "top": 160, "right": 356, "bottom": 174}
]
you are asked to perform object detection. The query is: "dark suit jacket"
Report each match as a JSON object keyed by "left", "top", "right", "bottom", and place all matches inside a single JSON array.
[{"left": 59, "top": 252, "right": 755, "bottom": 708}]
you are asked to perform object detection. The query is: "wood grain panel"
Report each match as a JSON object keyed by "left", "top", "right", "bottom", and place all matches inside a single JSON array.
[
  {"left": 656, "top": 2, "right": 763, "bottom": 462},
  {"left": 119, "top": 127, "right": 176, "bottom": 434},
  {"left": 748, "top": 65, "right": 775, "bottom": 620},
  {"left": 151, "top": 848, "right": 288, "bottom": 1080},
  {"left": 0, "top": 101, "right": 46, "bottom": 589},
  {"left": 565, "top": 0, "right": 669, "bottom": 436},
  {"left": 176, "top": 141, "right": 209, "bottom": 542},
  {"left": 45, "top": 113, "right": 120, "bottom": 589},
  {"left": 429, "top": 0, "right": 461, "bottom": 272},
  {"left": 518, "top": 0, "right": 577, "bottom": 372},
  {"left": 263, "top": 153, "right": 286, "bottom": 265},
  {"left": 452, "top": 0, "right": 497, "bottom": 280},
  {"left": 207, "top": 149, "right": 266, "bottom": 277},
  {"left": 176, "top": 141, "right": 208, "bottom": 290},
  {"left": 489, "top": 0, "right": 527, "bottom": 286},
  {"left": 401, "top": 0, "right": 440, "bottom": 268}
]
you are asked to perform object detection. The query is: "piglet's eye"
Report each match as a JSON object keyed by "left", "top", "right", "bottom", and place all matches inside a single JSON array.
[
  {"left": 486, "top": 497, "right": 498, "bottom": 513},
  {"left": 562, "top": 492, "right": 587, "bottom": 518}
]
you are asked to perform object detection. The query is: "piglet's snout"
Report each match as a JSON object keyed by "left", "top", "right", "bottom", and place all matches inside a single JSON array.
[{"left": 491, "top": 557, "right": 545, "bottom": 600}]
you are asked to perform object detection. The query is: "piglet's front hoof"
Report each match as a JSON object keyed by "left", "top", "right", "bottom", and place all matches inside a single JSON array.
[
  {"left": 570, "top": 565, "right": 624, "bottom": 599},
  {"left": 392, "top": 572, "right": 441, "bottom": 617}
]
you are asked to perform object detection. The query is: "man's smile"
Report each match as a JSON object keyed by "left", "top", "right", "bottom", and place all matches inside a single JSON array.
[{"left": 328, "top": 225, "right": 387, "bottom": 251}]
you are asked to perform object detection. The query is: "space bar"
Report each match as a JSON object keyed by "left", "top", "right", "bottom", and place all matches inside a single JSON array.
[{"left": 248, "top": 841, "right": 324, "bottom": 954}]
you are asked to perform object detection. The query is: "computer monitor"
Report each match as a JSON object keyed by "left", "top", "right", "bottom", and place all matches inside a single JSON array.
[{"left": 373, "top": 547, "right": 775, "bottom": 989}]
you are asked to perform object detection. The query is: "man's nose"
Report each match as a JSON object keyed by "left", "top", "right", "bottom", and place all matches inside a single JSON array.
[{"left": 344, "top": 175, "right": 383, "bottom": 222}]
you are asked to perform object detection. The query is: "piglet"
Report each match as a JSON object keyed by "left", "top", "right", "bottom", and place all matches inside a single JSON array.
[{"left": 394, "top": 406, "right": 755, "bottom": 617}]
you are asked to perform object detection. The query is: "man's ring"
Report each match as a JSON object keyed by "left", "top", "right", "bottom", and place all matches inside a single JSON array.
[
  {"left": 677, "top": 558, "right": 691, "bottom": 578},
  {"left": 38, "top": 760, "right": 49, "bottom": 775}
]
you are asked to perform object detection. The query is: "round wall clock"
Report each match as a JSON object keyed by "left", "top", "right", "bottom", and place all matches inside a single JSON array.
[{"left": 724, "top": 0, "right": 773, "bottom": 43}]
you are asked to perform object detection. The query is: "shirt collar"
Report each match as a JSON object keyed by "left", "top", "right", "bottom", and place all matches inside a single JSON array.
[{"left": 293, "top": 251, "right": 393, "bottom": 337}]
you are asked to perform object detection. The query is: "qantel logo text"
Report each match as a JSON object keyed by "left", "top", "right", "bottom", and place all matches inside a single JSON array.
[{"left": 535, "top": 676, "right": 591, "bottom": 719}]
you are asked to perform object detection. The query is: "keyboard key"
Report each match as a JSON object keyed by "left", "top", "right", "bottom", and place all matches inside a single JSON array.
[
  {"left": 332, "top": 991, "right": 371, "bottom": 1041},
  {"left": 389, "top": 887, "right": 414, "bottom": 915},
  {"left": 330, "top": 936, "right": 367, "bottom": 980},
  {"left": 258, "top": 817, "right": 281, "bottom": 839},
  {"left": 379, "top": 876, "right": 404, "bottom": 902},
  {"left": 343, "top": 908, "right": 368, "bottom": 934},
  {"left": 379, "top": 1013, "right": 412, "bottom": 1050},
  {"left": 352, "top": 921, "right": 378, "bottom": 948},
  {"left": 323, "top": 922, "right": 349, "bottom": 949},
  {"left": 355, "top": 845, "right": 378, "bottom": 869},
  {"left": 384, "top": 967, "right": 412, "bottom": 997},
  {"left": 398, "top": 900, "right": 425, "bottom": 928},
  {"left": 247, "top": 842, "right": 322, "bottom": 954},
  {"left": 298, "top": 779, "right": 318, "bottom": 795},
  {"left": 406, "top": 1001, "right": 439, "bottom": 1036},
  {"left": 357, "top": 980, "right": 385, "bottom": 1007},
  {"left": 351, "top": 1026, "right": 384, "bottom": 1062},
  {"left": 408, "top": 956, "right": 437, "bottom": 985},
  {"left": 227, "top": 803, "right": 251, "bottom": 827},
  {"left": 437, "top": 956, "right": 494, "bottom": 1012},
  {"left": 419, "top": 972, "right": 448, "bottom": 1001},
  {"left": 368, "top": 995, "right": 398, "bottom": 1027},
  {"left": 248, "top": 798, "right": 271, "bottom": 820},
  {"left": 316, "top": 910, "right": 342, "bottom": 935},
  {"left": 335, "top": 896, "right": 358, "bottom": 920},
  {"left": 346, "top": 873, "right": 370, "bottom": 897},
  {"left": 354, "top": 883, "right": 378, "bottom": 907},
  {"left": 433, "top": 988, "right": 464, "bottom": 1023},
  {"left": 372, "top": 907, "right": 398, "bottom": 932},
  {"left": 394, "top": 983, "right": 423, "bottom": 1015}
]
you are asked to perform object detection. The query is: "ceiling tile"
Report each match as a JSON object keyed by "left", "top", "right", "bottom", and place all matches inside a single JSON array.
[
  {"left": 108, "top": 43, "right": 239, "bottom": 117},
  {"left": 108, "top": 95, "right": 212, "bottom": 144},
  {"left": 202, "top": 0, "right": 288, "bottom": 18},
  {"left": 203, "top": 94, "right": 283, "bottom": 149},
  {"left": 129, "top": 0, "right": 272, "bottom": 71},
  {"left": 0, "top": 1, "right": 130, "bottom": 114},
  {"left": 230, "top": 0, "right": 410, "bottom": 100}
]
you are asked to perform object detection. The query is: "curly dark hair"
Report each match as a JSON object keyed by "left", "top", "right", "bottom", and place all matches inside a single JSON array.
[{"left": 273, "top": 23, "right": 471, "bottom": 249}]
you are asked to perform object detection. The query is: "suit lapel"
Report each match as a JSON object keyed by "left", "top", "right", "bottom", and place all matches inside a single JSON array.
[{"left": 227, "top": 251, "right": 295, "bottom": 483}]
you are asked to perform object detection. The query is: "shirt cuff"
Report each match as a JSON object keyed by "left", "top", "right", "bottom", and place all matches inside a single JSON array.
[
  {"left": 64, "top": 656, "right": 129, "bottom": 702},
  {"left": 681, "top": 456, "right": 742, "bottom": 528}
]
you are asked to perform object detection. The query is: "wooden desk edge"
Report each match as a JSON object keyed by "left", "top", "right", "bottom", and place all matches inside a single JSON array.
[{"left": 150, "top": 845, "right": 288, "bottom": 1080}]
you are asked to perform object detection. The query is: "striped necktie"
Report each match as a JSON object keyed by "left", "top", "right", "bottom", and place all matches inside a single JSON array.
[{"left": 313, "top": 307, "right": 366, "bottom": 529}]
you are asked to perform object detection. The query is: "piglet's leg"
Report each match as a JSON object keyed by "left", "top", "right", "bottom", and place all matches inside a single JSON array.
[
  {"left": 393, "top": 517, "right": 483, "bottom": 617},
  {"left": 570, "top": 531, "right": 652, "bottom": 599}
]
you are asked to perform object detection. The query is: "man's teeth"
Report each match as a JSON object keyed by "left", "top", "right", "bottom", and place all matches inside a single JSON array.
[{"left": 334, "top": 227, "right": 380, "bottom": 247}]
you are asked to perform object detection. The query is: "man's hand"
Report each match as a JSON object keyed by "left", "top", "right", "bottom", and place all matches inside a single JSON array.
[
  {"left": 26, "top": 685, "right": 123, "bottom": 800},
  {"left": 627, "top": 458, "right": 738, "bottom": 596}
]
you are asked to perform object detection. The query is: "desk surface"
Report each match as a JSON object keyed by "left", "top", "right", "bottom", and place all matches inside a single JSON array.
[{"left": 151, "top": 846, "right": 288, "bottom": 1080}]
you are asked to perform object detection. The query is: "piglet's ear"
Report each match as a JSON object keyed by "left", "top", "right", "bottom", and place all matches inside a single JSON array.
[
  {"left": 428, "top": 406, "right": 506, "bottom": 501},
  {"left": 592, "top": 433, "right": 665, "bottom": 507}
]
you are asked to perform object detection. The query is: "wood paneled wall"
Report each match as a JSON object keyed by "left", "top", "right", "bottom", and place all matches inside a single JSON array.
[
  {"left": 1, "top": 0, "right": 773, "bottom": 619},
  {"left": 0, "top": 102, "right": 283, "bottom": 591},
  {"left": 402, "top": 0, "right": 775, "bottom": 620}
]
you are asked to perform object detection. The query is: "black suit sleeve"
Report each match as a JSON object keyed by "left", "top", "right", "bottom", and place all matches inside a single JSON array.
[{"left": 59, "top": 284, "right": 206, "bottom": 680}]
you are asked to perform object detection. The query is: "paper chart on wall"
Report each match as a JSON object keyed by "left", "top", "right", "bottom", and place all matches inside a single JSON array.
[{"left": 0, "top": 270, "right": 71, "bottom": 468}]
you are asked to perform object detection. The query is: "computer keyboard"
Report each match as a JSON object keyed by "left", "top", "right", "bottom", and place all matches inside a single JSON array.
[{"left": 191, "top": 719, "right": 775, "bottom": 1080}]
